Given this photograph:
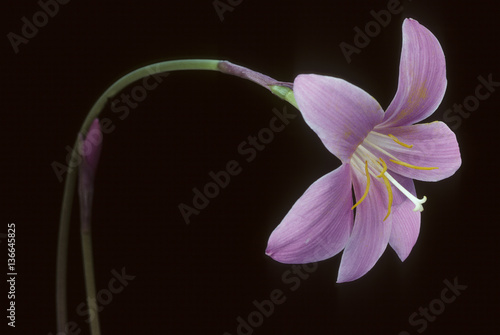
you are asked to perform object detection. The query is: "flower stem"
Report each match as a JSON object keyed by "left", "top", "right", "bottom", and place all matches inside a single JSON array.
[
  {"left": 56, "top": 59, "right": 297, "bottom": 333},
  {"left": 81, "top": 229, "right": 100, "bottom": 335}
]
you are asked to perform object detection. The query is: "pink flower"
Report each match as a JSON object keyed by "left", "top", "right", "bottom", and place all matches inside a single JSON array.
[
  {"left": 265, "top": 19, "right": 461, "bottom": 283},
  {"left": 78, "top": 119, "right": 103, "bottom": 231}
]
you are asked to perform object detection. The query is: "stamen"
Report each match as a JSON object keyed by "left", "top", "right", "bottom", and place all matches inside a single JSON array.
[
  {"left": 350, "top": 153, "right": 365, "bottom": 176},
  {"left": 351, "top": 161, "right": 370, "bottom": 210},
  {"left": 390, "top": 159, "right": 438, "bottom": 171},
  {"left": 388, "top": 134, "right": 413, "bottom": 148},
  {"left": 377, "top": 158, "right": 393, "bottom": 221},
  {"left": 363, "top": 138, "right": 399, "bottom": 161},
  {"left": 384, "top": 172, "right": 427, "bottom": 212},
  {"left": 376, "top": 157, "right": 388, "bottom": 178},
  {"left": 381, "top": 175, "right": 393, "bottom": 221}
]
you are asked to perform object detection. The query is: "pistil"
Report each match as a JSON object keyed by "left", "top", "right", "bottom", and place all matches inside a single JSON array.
[
  {"left": 350, "top": 132, "right": 432, "bottom": 217},
  {"left": 383, "top": 172, "right": 427, "bottom": 212}
]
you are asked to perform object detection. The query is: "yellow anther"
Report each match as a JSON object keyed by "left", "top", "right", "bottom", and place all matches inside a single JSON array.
[
  {"left": 376, "top": 157, "right": 388, "bottom": 177},
  {"left": 381, "top": 175, "right": 393, "bottom": 221},
  {"left": 388, "top": 134, "right": 413, "bottom": 148},
  {"left": 375, "top": 158, "right": 393, "bottom": 221},
  {"left": 351, "top": 161, "right": 370, "bottom": 210},
  {"left": 390, "top": 159, "right": 438, "bottom": 170}
]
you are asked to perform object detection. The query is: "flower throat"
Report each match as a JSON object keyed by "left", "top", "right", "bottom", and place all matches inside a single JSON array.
[{"left": 350, "top": 131, "right": 438, "bottom": 221}]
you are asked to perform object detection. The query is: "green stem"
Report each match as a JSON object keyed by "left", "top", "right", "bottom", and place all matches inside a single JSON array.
[
  {"left": 56, "top": 59, "right": 297, "bottom": 333},
  {"left": 81, "top": 229, "right": 100, "bottom": 335},
  {"left": 56, "top": 158, "right": 77, "bottom": 333}
]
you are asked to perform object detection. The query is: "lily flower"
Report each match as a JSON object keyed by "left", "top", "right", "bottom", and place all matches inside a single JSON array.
[{"left": 265, "top": 19, "right": 461, "bottom": 283}]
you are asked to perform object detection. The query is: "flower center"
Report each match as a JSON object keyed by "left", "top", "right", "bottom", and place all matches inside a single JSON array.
[{"left": 350, "top": 131, "right": 438, "bottom": 220}]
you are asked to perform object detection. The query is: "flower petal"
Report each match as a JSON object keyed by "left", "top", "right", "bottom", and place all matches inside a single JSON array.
[
  {"left": 266, "top": 164, "right": 353, "bottom": 264},
  {"left": 374, "top": 121, "right": 461, "bottom": 181},
  {"left": 78, "top": 118, "right": 103, "bottom": 231},
  {"left": 337, "top": 168, "right": 392, "bottom": 283},
  {"left": 380, "top": 18, "right": 447, "bottom": 127},
  {"left": 388, "top": 173, "right": 421, "bottom": 261},
  {"left": 79, "top": 119, "right": 103, "bottom": 188},
  {"left": 294, "top": 74, "right": 384, "bottom": 162}
]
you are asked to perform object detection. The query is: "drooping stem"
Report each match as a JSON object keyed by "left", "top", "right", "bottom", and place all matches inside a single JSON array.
[
  {"left": 56, "top": 59, "right": 297, "bottom": 333},
  {"left": 81, "top": 230, "right": 100, "bottom": 335},
  {"left": 79, "top": 126, "right": 102, "bottom": 335},
  {"left": 56, "top": 160, "right": 77, "bottom": 333}
]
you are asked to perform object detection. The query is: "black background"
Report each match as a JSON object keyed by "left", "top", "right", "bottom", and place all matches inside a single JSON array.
[{"left": 1, "top": 0, "right": 499, "bottom": 334}]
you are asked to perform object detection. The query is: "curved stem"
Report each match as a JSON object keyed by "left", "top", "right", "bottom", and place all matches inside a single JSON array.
[
  {"left": 81, "top": 230, "right": 100, "bottom": 335},
  {"left": 56, "top": 159, "right": 77, "bottom": 332},
  {"left": 56, "top": 59, "right": 297, "bottom": 333}
]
